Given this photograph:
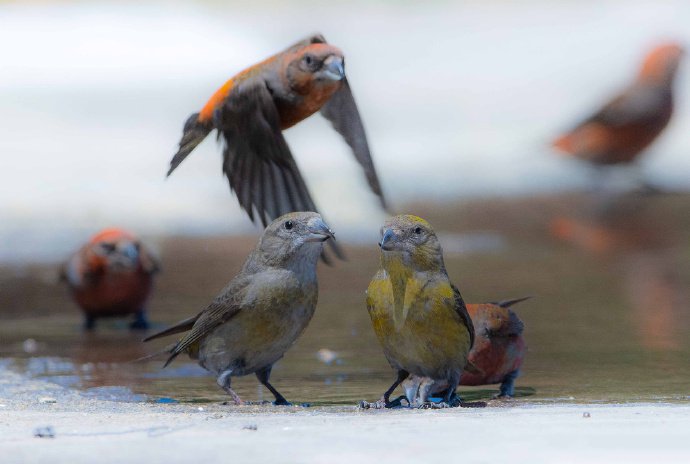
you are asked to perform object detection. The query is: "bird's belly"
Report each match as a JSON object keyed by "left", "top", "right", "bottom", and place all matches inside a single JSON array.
[
  {"left": 276, "top": 85, "right": 340, "bottom": 130},
  {"left": 198, "top": 302, "right": 315, "bottom": 377},
  {"left": 462, "top": 335, "right": 526, "bottom": 385},
  {"left": 73, "top": 272, "right": 152, "bottom": 317},
  {"left": 372, "top": 305, "right": 471, "bottom": 379}
]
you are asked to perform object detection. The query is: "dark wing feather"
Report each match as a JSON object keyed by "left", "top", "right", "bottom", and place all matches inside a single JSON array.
[
  {"left": 163, "top": 300, "right": 242, "bottom": 368},
  {"left": 451, "top": 284, "right": 475, "bottom": 349},
  {"left": 320, "top": 78, "right": 388, "bottom": 211},
  {"left": 216, "top": 79, "right": 344, "bottom": 261},
  {"left": 217, "top": 79, "right": 317, "bottom": 224},
  {"left": 579, "top": 86, "right": 669, "bottom": 128}
]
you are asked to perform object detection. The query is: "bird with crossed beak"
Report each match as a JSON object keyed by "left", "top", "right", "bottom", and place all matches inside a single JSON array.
[
  {"left": 364, "top": 215, "right": 476, "bottom": 408},
  {"left": 167, "top": 33, "right": 387, "bottom": 261},
  {"left": 144, "top": 212, "right": 334, "bottom": 405},
  {"left": 553, "top": 43, "right": 684, "bottom": 171},
  {"left": 61, "top": 228, "right": 160, "bottom": 330}
]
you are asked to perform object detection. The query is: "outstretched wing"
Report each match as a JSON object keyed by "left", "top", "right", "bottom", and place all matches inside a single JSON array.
[
  {"left": 216, "top": 79, "right": 316, "bottom": 226},
  {"left": 451, "top": 284, "right": 475, "bottom": 349},
  {"left": 216, "top": 78, "right": 344, "bottom": 261},
  {"left": 320, "top": 78, "right": 388, "bottom": 211}
]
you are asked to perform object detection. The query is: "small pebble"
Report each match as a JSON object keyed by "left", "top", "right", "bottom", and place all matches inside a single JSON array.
[
  {"left": 23, "top": 338, "right": 38, "bottom": 354},
  {"left": 316, "top": 348, "right": 339, "bottom": 365},
  {"left": 197, "top": 407, "right": 204, "bottom": 412},
  {"left": 243, "top": 424, "right": 258, "bottom": 431},
  {"left": 583, "top": 412, "right": 591, "bottom": 418},
  {"left": 39, "top": 397, "right": 57, "bottom": 404},
  {"left": 34, "top": 426, "right": 55, "bottom": 438}
]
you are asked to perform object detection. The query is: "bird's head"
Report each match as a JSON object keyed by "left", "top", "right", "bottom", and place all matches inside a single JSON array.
[
  {"left": 254, "top": 212, "right": 335, "bottom": 270},
  {"left": 378, "top": 215, "right": 445, "bottom": 272},
  {"left": 285, "top": 42, "right": 345, "bottom": 95},
  {"left": 85, "top": 228, "right": 144, "bottom": 273},
  {"left": 638, "top": 42, "right": 684, "bottom": 84}
]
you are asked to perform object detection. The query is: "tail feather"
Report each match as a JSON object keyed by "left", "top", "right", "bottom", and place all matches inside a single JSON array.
[
  {"left": 142, "top": 314, "right": 199, "bottom": 343},
  {"left": 167, "top": 113, "right": 212, "bottom": 177},
  {"left": 129, "top": 342, "right": 177, "bottom": 364},
  {"left": 491, "top": 296, "right": 533, "bottom": 309}
]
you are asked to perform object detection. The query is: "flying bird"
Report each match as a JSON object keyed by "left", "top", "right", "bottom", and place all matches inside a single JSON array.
[
  {"left": 553, "top": 43, "right": 684, "bottom": 167},
  {"left": 144, "top": 212, "right": 334, "bottom": 405},
  {"left": 61, "top": 228, "right": 160, "bottom": 330},
  {"left": 167, "top": 33, "right": 387, "bottom": 237}
]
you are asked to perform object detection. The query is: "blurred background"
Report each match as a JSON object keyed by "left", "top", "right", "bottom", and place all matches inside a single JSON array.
[{"left": 1, "top": 0, "right": 689, "bottom": 405}]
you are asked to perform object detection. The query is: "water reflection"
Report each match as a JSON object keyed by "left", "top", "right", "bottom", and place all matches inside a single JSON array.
[
  {"left": 550, "top": 192, "right": 690, "bottom": 351},
  {"left": 1, "top": 193, "right": 689, "bottom": 404}
]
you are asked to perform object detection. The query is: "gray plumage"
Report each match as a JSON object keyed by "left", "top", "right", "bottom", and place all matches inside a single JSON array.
[{"left": 144, "top": 211, "right": 334, "bottom": 405}]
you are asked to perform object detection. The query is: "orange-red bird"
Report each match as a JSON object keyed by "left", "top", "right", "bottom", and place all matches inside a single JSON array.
[
  {"left": 553, "top": 43, "right": 684, "bottom": 165},
  {"left": 460, "top": 297, "right": 528, "bottom": 397},
  {"left": 397, "top": 297, "right": 528, "bottom": 404},
  {"left": 62, "top": 228, "right": 160, "bottom": 330},
  {"left": 167, "top": 34, "right": 387, "bottom": 237}
]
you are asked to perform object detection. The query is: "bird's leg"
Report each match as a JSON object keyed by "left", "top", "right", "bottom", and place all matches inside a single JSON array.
[
  {"left": 403, "top": 376, "right": 421, "bottom": 405},
  {"left": 129, "top": 310, "right": 150, "bottom": 330},
  {"left": 381, "top": 370, "right": 409, "bottom": 408},
  {"left": 415, "top": 378, "right": 435, "bottom": 408},
  {"left": 83, "top": 315, "right": 96, "bottom": 331},
  {"left": 217, "top": 370, "right": 243, "bottom": 405},
  {"left": 255, "top": 366, "right": 291, "bottom": 406},
  {"left": 495, "top": 369, "right": 520, "bottom": 399}
]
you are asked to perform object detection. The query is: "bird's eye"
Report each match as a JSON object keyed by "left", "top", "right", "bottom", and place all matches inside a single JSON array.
[
  {"left": 100, "top": 243, "right": 117, "bottom": 253},
  {"left": 414, "top": 227, "right": 423, "bottom": 235},
  {"left": 284, "top": 220, "right": 294, "bottom": 230}
]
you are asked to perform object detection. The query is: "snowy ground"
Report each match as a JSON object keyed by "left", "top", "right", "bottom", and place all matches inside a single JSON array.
[{"left": 1, "top": 367, "right": 688, "bottom": 464}]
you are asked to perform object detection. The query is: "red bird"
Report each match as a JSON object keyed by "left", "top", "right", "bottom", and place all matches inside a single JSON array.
[
  {"left": 396, "top": 297, "right": 529, "bottom": 405},
  {"left": 553, "top": 43, "right": 684, "bottom": 166},
  {"left": 61, "top": 228, "right": 160, "bottom": 330},
  {"left": 167, "top": 34, "right": 387, "bottom": 250}
]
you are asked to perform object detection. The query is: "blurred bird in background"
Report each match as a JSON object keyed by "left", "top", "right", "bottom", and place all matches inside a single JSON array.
[
  {"left": 61, "top": 228, "right": 160, "bottom": 330},
  {"left": 553, "top": 42, "right": 684, "bottom": 185},
  {"left": 144, "top": 212, "right": 334, "bottom": 405},
  {"left": 364, "top": 215, "right": 477, "bottom": 408},
  {"left": 167, "top": 33, "right": 387, "bottom": 261},
  {"left": 398, "top": 297, "right": 529, "bottom": 406}
]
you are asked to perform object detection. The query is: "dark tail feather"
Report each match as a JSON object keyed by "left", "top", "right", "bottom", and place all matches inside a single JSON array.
[
  {"left": 142, "top": 314, "right": 199, "bottom": 343},
  {"left": 491, "top": 296, "right": 533, "bottom": 308},
  {"left": 129, "top": 342, "right": 177, "bottom": 364},
  {"left": 167, "top": 113, "right": 212, "bottom": 177}
]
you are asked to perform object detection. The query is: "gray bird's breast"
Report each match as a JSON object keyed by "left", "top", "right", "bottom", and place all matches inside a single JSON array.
[{"left": 198, "top": 278, "right": 317, "bottom": 377}]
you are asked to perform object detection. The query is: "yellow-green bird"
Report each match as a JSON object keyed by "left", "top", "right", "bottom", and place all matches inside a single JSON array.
[
  {"left": 366, "top": 215, "right": 475, "bottom": 408},
  {"left": 144, "top": 212, "right": 334, "bottom": 405}
]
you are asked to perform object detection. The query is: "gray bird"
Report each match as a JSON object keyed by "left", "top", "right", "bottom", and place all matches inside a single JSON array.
[{"left": 144, "top": 212, "right": 334, "bottom": 405}]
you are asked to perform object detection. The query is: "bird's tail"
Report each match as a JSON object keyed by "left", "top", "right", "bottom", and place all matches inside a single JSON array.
[
  {"left": 129, "top": 342, "right": 177, "bottom": 364},
  {"left": 167, "top": 113, "right": 213, "bottom": 177},
  {"left": 492, "top": 296, "right": 532, "bottom": 309}
]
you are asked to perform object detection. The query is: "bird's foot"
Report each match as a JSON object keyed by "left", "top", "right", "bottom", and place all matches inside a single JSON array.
[
  {"left": 492, "top": 392, "right": 514, "bottom": 400},
  {"left": 272, "top": 399, "right": 293, "bottom": 406},
  {"left": 359, "top": 395, "right": 408, "bottom": 409}
]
